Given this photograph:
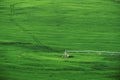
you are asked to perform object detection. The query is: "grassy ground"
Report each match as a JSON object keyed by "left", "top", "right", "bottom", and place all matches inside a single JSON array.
[{"left": 0, "top": 0, "right": 120, "bottom": 80}]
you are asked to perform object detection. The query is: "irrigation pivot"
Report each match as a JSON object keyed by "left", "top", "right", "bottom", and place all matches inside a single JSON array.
[
  {"left": 64, "top": 50, "right": 120, "bottom": 56},
  {"left": 62, "top": 50, "right": 70, "bottom": 58}
]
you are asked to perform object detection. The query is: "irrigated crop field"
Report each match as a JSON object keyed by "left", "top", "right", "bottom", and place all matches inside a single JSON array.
[{"left": 0, "top": 0, "right": 120, "bottom": 80}]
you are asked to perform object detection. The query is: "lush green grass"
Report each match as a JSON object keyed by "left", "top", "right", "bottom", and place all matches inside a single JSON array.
[{"left": 0, "top": 0, "right": 120, "bottom": 80}]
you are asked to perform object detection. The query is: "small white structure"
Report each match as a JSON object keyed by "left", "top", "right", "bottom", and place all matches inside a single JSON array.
[{"left": 62, "top": 50, "right": 70, "bottom": 58}]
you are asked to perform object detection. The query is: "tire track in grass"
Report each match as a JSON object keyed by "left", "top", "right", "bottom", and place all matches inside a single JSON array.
[
  {"left": 9, "top": 2, "right": 42, "bottom": 46},
  {"left": 9, "top": 2, "right": 63, "bottom": 52}
]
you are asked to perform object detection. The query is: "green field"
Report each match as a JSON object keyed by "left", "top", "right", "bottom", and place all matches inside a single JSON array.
[{"left": 0, "top": 0, "right": 120, "bottom": 80}]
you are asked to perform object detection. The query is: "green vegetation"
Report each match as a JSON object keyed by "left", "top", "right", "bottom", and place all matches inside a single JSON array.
[{"left": 0, "top": 0, "right": 120, "bottom": 80}]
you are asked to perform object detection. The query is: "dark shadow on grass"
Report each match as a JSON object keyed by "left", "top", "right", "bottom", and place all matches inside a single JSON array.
[
  {"left": 111, "top": 71, "right": 120, "bottom": 80},
  {"left": 103, "top": 55, "right": 120, "bottom": 61},
  {"left": 102, "top": 55, "right": 120, "bottom": 80},
  {"left": 0, "top": 41, "right": 64, "bottom": 52},
  {"left": 113, "top": 0, "right": 120, "bottom": 3},
  {"left": 0, "top": 76, "right": 8, "bottom": 80},
  {"left": 79, "top": 62, "right": 110, "bottom": 71},
  {"left": 0, "top": 66, "right": 8, "bottom": 80}
]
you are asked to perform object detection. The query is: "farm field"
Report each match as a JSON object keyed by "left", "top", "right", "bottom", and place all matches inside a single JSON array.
[{"left": 0, "top": 0, "right": 120, "bottom": 80}]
